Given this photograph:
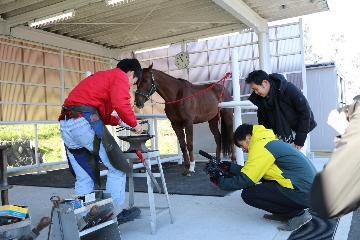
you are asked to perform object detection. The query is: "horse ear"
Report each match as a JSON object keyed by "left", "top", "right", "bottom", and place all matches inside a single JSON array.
[{"left": 149, "top": 63, "right": 153, "bottom": 69}]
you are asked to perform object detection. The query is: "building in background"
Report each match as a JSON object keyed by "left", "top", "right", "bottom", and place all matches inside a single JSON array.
[{"left": 306, "top": 62, "right": 346, "bottom": 152}]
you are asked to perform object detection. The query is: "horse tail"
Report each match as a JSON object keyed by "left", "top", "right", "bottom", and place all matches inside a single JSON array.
[{"left": 221, "top": 110, "right": 232, "bottom": 159}]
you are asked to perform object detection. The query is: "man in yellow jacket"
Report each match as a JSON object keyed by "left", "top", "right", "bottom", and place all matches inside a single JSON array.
[{"left": 212, "top": 124, "right": 317, "bottom": 231}]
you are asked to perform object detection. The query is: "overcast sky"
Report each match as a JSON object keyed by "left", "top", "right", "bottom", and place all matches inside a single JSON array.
[
  {"left": 303, "top": 0, "right": 360, "bottom": 60},
  {"left": 271, "top": 0, "right": 360, "bottom": 99}
]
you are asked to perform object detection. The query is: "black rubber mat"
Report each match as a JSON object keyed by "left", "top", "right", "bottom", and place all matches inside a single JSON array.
[
  {"left": 288, "top": 210, "right": 339, "bottom": 240},
  {"left": 9, "top": 162, "right": 231, "bottom": 197}
]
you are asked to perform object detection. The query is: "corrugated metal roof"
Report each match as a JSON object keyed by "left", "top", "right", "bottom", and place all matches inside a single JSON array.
[
  {"left": 242, "top": 0, "right": 329, "bottom": 21},
  {"left": 0, "top": 0, "right": 329, "bottom": 49},
  {"left": 306, "top": 61, "right": 335, "bottom": 69}
]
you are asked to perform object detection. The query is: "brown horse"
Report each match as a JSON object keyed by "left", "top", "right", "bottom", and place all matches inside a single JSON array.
[{"left": 135, "top": 64, "right": 235, "bottom": 176}]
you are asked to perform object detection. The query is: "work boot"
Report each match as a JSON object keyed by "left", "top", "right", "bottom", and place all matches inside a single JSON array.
[
  {"left": 263, "top": 213, "right": 289, "bottom": 222},
  {"left": 277, "top": 209, "right": 312, "bottom": 231},
  {"left": 117, "top": 207, "right": 141, "bottom": 224}
]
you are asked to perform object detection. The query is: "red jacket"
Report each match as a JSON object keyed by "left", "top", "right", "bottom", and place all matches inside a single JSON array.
[{"left": 63, "top": 68, "right": 137, "bottom": 127}]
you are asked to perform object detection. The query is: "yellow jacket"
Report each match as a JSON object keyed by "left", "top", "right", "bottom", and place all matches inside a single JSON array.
[
  {"left": 241, "top": 125, "right": 294, "bottom": 189},
  {"left": 219, "top": 125, "right": 316, "bottom": 195}
]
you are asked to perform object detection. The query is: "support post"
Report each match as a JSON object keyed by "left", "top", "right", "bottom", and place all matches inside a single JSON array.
[
  {"left": 34, "top": 124, "right": 40, "bottom": 174},
  {"left": 299, "top": 19, "right": 310, "bottom": 156},
  {"left": 258, "top": 30, "right": 271, "bottom": 73},
  {"left": 149, "top": 119, "right": 156, "bottom": 150},
  {"left": 231, "top": 48, "right": 244, "bottom": 165},
  {"left": 181, "top": 41, "right": 188, "bottom": 80},
  {"left": 60, "top": 50, "right": 65, "bottom": 104},
  {"left": 154, "top": 119, "right": 159, "bottom": 150}
]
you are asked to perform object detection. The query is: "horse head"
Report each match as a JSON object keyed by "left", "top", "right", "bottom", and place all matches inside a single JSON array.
[{"left": 135, "top": 63, "right": 156, "bottom": 109}]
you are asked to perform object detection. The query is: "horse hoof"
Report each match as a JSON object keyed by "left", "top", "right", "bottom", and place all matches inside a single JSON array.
[{"left": 182, "top": 171, "right": 191, "bottom": 177}]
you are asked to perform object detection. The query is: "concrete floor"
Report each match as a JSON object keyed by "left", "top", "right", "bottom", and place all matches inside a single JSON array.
[
  {"left": 5, "top": 157, "right": 354, "bottom": 240},
  {"left": 9, "top": 186, "right": 290, "bottom": 240}
]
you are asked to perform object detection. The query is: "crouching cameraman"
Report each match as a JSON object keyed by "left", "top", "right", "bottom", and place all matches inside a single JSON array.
[{"left": 203, "top": 124, "right": 317, "bottom": 231}]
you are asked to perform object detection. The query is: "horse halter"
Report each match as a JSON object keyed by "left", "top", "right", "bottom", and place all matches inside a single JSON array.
[{"left": 135, "top": 71, "right": 156, "bottom": 100}]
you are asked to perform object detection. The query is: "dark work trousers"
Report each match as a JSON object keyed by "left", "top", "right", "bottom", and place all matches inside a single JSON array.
[{"left": 241, "top": 181, "right": 308, "bottom": 218}]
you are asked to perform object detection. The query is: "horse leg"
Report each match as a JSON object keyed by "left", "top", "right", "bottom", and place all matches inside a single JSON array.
[
  {"left": 227, "top": 118, "right": 236, "bottom": 162},
  {"left": 208, "top": 117, "right": 221, "bottom": 160},
  {"left": 221, "top": 109, "right": 236, "bottom": 162},
  {"left": 171, "top": 123, "right": 191, "bottom": 176},
  {"left": 184, "top": 122, "right": 195, "bottom": 173}
]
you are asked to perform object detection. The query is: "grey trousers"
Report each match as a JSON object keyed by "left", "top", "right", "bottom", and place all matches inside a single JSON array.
[{"left": 310, "top": 101, "right": 360, "bottom": 218}]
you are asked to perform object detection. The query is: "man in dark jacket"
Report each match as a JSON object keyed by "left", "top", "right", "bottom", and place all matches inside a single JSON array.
[
  {"left": 246, "top": 70, "right": 316, "bottom": 149},
  {"left": 208, "top": 124, "right": 317, "bottom": 231}
]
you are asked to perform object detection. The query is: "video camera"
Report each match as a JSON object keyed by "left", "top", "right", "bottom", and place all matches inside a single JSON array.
[{"left": 199, "top": 150, "right": 229, "bottom": 178}]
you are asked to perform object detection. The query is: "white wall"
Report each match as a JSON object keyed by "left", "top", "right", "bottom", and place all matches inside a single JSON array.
[{"left": 306, "top": 66, "right": 340, "bottom": 151}]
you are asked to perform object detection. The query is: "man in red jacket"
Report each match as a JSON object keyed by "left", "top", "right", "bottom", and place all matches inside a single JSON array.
[{"left": 59, "top": 59, "right": 142, "bottom": 224}]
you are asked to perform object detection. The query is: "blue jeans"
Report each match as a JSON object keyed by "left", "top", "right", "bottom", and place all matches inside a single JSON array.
[{"left": 60, "top": 117, "right": 126, "bottom": 212}]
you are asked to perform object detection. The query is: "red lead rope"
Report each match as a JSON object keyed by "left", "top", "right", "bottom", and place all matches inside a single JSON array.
[
  {"left": 135, "top": 150, "right": 145, "bottom": 163},
  {"left": 151, "top": 72, "right": 231, "bottom": 105}
]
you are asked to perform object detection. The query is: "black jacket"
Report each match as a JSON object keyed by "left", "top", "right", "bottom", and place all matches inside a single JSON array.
[{"left": 248, "top": 73, "right": 317, "bottom": 146}]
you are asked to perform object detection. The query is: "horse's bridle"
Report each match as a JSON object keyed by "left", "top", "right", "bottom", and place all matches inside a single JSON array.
[{"left": 135, "top": 71, "right": 156, "bottom": 100}]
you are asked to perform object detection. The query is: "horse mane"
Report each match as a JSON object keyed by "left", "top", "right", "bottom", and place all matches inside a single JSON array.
[
  {"left": 152, "top": 69, "right": 190, "bottom": 84},
  {"left": 151, "top": 69, "right": 214, "bottom": 88},
  {"left": 176, "top": 78, "right": 188, "bottom": 82}
]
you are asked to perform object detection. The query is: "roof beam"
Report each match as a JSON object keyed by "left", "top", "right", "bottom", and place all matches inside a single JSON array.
[
  {"left": 10, "top": 26, "right": 111, "bottom": 57},
  {"left": 0, "top": 0, "right": 44, "bottom": 15},
  {"left": 48, "top": 0, "right": 200, "bottom": 36},
  {"left": 0, "top": 22, "right": 10, "bottom": 35},
  {"left": 111, "top": 23, "right": 245, "bottom": 52},
  {"left": 212, "top": 0, "right": 268, "bottom": 32},
  {"left": 5, "top": 0, "right": 100, "bottom": 27}
]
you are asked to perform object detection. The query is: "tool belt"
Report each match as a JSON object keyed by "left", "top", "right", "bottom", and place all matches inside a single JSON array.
[
  {"left": 58, "top": 106, "right": 83, "bottom": 121},
  {"left": 62, "top": 105, "right": 131, "bottom": 174}
]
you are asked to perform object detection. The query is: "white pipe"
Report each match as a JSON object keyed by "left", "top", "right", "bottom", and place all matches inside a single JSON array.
[
  {"left": 219, "top": 100, "right": 257, "bottom": 109},
  {"left": 0, "top": 80, "right": 62, "bottom": 88},
  {"left": 7, "top": 161, "right": 68, "bottom": 173},
  {"left": 135, "top": 114, "right": 167, "bottom": 119},
  {"left": 0, "top": 121, "right": 58, "bottom": 125},
  {"left": 0, "top": 101, "right": 59, "bottom": 106},
  {"left": 0, "top": 54, "right": 87, "bottom": 74},
  {"left": 231, "top": 47, "right": 244, "bottom": 165},
  {"left": 100, "top": 156, "right": 181, "bottom": 176}
]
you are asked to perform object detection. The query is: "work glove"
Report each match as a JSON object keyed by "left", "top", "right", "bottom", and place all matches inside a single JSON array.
[
  {"left": 133, "top": 124, "right": 143, "bottom": 134},
  {"left": 210, "top": 176, "right": 220, "bottom": 186}
]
